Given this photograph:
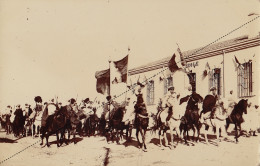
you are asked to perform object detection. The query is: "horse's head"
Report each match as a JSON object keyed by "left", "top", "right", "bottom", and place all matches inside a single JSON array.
[
  {"left": 242, "top": 99, "right": 248, "bottom": 114},
  {"left": 59, "top": 106, "right": 70, "bottom": 119},
  {"left": 234, "top": 99, "right": 248, "bottom": 115},
  {"left": 136, "top": 93, "right": 144, "bottom": 104},
  {"left": 180, "top": 116, "right": 187, "bottom": 124}
]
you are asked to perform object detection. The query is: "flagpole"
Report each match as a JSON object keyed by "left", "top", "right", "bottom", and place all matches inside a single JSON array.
[
  {"left": 108, "top": 56, "right": 112, "bottom": 114},
  {"left": 125, "top": 47, "right": 130, "bottom": 102},
  {"left": 108, "top": 56, "right": 112, "bottom": 97},
  {"left": 222, "top": 50, "right": 225, "bottom": 98}
]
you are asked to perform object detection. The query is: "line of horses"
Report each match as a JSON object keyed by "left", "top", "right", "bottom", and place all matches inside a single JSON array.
[{"left": 0, "top": 93, "right": 251, "bottom": 152}]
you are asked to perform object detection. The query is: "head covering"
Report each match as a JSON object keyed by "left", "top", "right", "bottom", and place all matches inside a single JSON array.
[
  {"left": 106, "top": 96, "right": 111, "bottom": 101},
  {"left": 25, "top": 103, "right": 29, "bottom": 108},
  {"left": 34, "top": 96, "right": 42, "bottom": 103},
  {"left": 83, "top": 98, "right": 90, "bottom": 103},
  {"left": 68, "top": 98, "right": 76, "bottom": 104},
  {"left": 168, "top": 86, "right": 174, "bottom": 91},
  {"left": 210, "top": 86, "right": 217, "bottom": 91},
  {"left": 49, "top": 99, "right": 55, "bottom": 103}
]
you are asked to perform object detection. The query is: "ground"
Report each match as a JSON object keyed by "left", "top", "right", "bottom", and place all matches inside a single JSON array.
[{"left": 0, "top": 127, "right": 259, "bottom": 166}]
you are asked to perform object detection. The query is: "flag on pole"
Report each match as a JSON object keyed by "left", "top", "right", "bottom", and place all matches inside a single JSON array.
[
  {"left": 203, "top": 62, "right": 211, "bottom": 77},
  {"left": 112, "top": 55, "right": 128, "bottom": 84},
  {"left": 95, "top": 69, "right": 110, "bottom": 95},
  {"left": 168, "top": 53, "right": 180, "bottom": 73},
  {"left": 168, "top": 46, "right": 187, "bottom": 73},
  {"left": 234, "top": 55, "right": 244, "bottom": 70}
]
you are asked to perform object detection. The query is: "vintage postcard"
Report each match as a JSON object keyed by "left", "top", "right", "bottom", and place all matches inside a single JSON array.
[{"left": 0, "top": 0, "right": 259, "bottom": 166}]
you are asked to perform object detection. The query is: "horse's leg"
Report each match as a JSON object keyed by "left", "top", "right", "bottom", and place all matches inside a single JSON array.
[
  {"left": 225, "top": 119, "right": 230, "bottom": 132},
  {"left": 168, "top": 126, "right": 174, "bottom": 148},
  {"left": 215, "top": 123, "right": 220, "bottom": 146},
  {"left": 196, "top": 124, "right": 200, "bottom": 142},
  {"left": 56, "top": 132, "right": 60, "bottom": 147},
  {"left": 234, "top": 124, "right": 238, "bottom": 143},
  {"left": 37, "top": 125, "right": 40, "bottom": 136},
  {"left": 73, "top": 129, "right": 76, "bottom": 144},
  {"left": 192, "top": 126, "right": 196, "bottom": 142},
  {"left": 158, "top": 128, "right": 162, "bottom": 147},
  {"left": 142, "top": 129, "right": 147, "bottom": 152},
  {"left": 184, "top": 127, "right": 188, "bottom": 145},
  {"left": 136, "top": 128, "right": 141, "bottom": 148},
  {"left": 46, "top": 133, "right": 50, "bottom": 147},
  {"left": 204, "top": 124, "right": 209, "bottom": 145},
  {"left": 40, "top": 127, "right": 45, "bottom": 146},
  {"left": 68, "top": 129, "right": 71, "bottom": 144},
  {"left": 116, "top": 129, "right": 120, "bottom": 144}
]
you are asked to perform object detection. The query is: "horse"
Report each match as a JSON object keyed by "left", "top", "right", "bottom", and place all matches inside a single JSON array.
[
  {"left": 156, "top": 95, "right": 185, "bottom": 149},
  {"left": 29, "top": 104, "right": 44, "bottom": 138},
  {"left": 226, "top": 99, "right": 248, "bottom": 143},
  {"left": 200, "top": 95, "right": 217, "bottom": 118},
  {"left": 0, "top": 114, "right": 12, "bottom": 134},
  {"left": 179, "top": 92, "right": 203, "bottom": 145},
  {"left": 12, "top": 109, "right": 26, "bottom": 137},
  {"left": 65, "top": 104, "right": 82, "bottom": 144},
  {"left": 83, "top": 107, "right": 100, "bottom": 137},
  {"left": 40, "top": 106, "right": 69, "bottom": 147},
  {"left": 106, "top": 106, "right": 125, "bottom": 144},
  {"left": 134, "top": 102, "right": 149, "bottom": 151},
  {"left": 200, "top": 99, "right": 230, "bottom": 146}
]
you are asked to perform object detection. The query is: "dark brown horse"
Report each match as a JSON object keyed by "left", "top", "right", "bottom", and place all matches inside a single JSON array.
[
  {"left": 84, "top": 113, "right": 99, "bottom": 137},
  {"left": 135, "top": 103, "right": 149, "bottom": 152},
  {"left": 13, "top": 109, "right": 26, "bottom": 137},
  {"left": 106, "top": 107, "right": 125, "bottom": 144},
  {"left": 66, "top": 106, "right": 82, "bottom": 144},
  {"left": 226, "top": 99, "right": 248, "bottom": 143},
  {"left": 180, "top": 92, "right": 203, "bottom": 144},
  {"left": 40, "top": 106, "right": 68, "bottom": 147},
  {"left": 200, "top": 95, "right": 217, "bottom": 117}
]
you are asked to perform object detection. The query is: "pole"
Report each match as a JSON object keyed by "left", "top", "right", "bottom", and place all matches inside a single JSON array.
[
  {"left": 222, "top": 50, "right": 225, "bottom": 98},
  {"left": 108, "top": 56, "right": 112, "bottom": 113},
  {"left": 125, "top": 48, "right": 130, "bottom": 102}
]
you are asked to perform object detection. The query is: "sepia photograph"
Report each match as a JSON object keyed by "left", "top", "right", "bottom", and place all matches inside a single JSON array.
[{"left": 0, "top": 0, "right": 259, "bottom": 165}]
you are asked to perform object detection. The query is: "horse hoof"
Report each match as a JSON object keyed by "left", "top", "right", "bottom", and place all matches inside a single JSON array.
[{"left": 143, "top": 149, "right": 147, "bottom": 152}]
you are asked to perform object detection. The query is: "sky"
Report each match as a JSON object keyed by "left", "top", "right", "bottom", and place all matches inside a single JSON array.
[{"left": 0, "top": 0, "right": 259, "bottom": 109}]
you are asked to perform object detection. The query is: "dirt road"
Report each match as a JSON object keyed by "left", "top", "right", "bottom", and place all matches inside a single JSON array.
[{"left": 0, "top": 129, "right": 259, "bottom": 166}]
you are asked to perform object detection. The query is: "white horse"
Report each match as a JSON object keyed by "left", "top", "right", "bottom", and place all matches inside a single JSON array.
[
  {"left": 200, "top": 99, "right": 230, "bottom": 146},
  {"left": 157, "top": 96, "right": 186, "bottom": 149}
]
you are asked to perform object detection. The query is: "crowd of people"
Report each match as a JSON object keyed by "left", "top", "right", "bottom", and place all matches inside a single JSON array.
[{"left": 0, "top": 84, "right": 259, "bottom": 147}]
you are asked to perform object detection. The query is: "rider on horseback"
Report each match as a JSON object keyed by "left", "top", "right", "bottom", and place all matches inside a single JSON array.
[
  {"left": 162, "top": 86, "right": 177, "bottom": 122},
  {"left": 200, "top": 86, "right": 219, "bottom": 122}
]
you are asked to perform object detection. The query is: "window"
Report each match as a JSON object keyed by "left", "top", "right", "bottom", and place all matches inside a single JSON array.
[
  {"left": 187, "top": 73, "right": 196, "bottom": 92},
  {"left": 238, "top": 62, "right": 253, "bottom": 97},
  {"left": 209, "top": 68, "right": 221, "bottom": 95},
  {"left": 164, "top": 76, "right": 173, "bottom": 94},
  {"left": 147, "top": 80, "right": 155, "bottom": 105}
]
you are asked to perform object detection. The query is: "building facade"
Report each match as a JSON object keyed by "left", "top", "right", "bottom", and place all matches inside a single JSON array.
[{"left": 128, "top": 34, "right": 260, "bottom": 113}]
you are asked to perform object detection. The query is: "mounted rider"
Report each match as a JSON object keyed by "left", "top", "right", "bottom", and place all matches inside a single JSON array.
[
  {"left": 41, "top": 98, "right": 59, "bottom": 127},
  {"left": 200, "top": 86, "right": 220, "bottom": 121},
  {"left": 66, "top": 98, "right": 77, "bottom": 117},
  {"left": 162, "top": 86, "right": 177, "bottom": 122}
]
